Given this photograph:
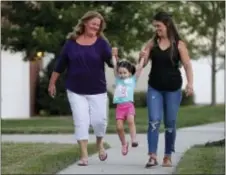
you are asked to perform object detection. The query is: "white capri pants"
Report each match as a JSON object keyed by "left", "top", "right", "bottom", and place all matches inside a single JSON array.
[{"left": 67, "top": 90, "right": 108, "bottom": 140}]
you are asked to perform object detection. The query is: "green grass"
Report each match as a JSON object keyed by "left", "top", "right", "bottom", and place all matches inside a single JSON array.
[
  {"left": 175, "top": 143, "right": 225, "bottom": 174},
  {"left": 2, "top": 142, "right": 110, "bottom": 174},
  {"left": 1, "top": 105, "right": 224, "bottom": 134}
]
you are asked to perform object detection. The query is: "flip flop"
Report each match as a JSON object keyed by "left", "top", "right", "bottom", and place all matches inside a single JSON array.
[
  {"left": 162, "top": 156, "right": 172, "bottom": 167},
  {"left": 99, "top": 149, "right": 108, "bottom": 161},
  {"left": 77, "top": 159, "right": 88, "bottom": 166},
  {"left": 145, "top": 157, "right": 158, "bottom": 168}
]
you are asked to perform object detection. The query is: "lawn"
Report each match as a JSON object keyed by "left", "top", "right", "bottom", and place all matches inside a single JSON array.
[
  {"left": 1, "top": 105, "right": 224, "bottom": 134},
  {"left": 175, "top": 140, "right": 225, "bottom": 174},
  {"left": 2, "top": 142, "right": 110, "bottom": 174}
]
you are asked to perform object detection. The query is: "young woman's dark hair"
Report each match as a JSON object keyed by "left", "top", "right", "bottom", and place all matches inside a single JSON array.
[
  {"left": 153, "top": 11, "right": 181, "bottom": 64},
  {"left": 117, "top": 60, "right": 136, "bottom": 75}
]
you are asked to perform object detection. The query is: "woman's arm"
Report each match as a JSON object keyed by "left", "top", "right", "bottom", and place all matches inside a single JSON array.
[
  {"left": 178, "top": 41, "right": 194, "bottom": 92},
  {"left": 101, "top": 39, "right": 114, "bottom": 68},
  {"left": 49, "top": 72, "right": 60, "bottom": 86},
  {"left": 49, "top": 41, "right": 69, "bottom": 86}
]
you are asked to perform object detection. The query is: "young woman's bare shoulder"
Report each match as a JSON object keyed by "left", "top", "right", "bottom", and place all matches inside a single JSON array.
[
  {"left": 178, "top": 40, "right": 187, "bottom": 50},
  {"left": 144, "top": 39, "right": 154, "bottom": 50}
]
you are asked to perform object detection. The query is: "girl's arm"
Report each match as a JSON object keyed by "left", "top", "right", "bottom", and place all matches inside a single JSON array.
[
  {"left": 139, "top": 39, "right": 154, "bottom": 67},
  {"left": 112, "top": 47, "right": 118, "bottom": 77},
  {"left": 112, "top": 55, "right": 118, "bottom": 77},
  {"left": 135, "top": 57, "right": 145, "bottom": 78}
]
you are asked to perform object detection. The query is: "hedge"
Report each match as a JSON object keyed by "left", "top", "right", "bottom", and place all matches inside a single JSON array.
[
  {"left": 36, "top": 59, "right": 195, "bottom": 116},
  {"left": 108, "top": 90, "right": 194, "bottom": 108}
]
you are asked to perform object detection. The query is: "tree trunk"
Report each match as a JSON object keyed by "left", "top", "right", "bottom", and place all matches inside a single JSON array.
[
  {"left": 211, "top": 22, "right": 217, "bottom": 106},
  {"left": 30, "top": 60, "right": 42, "bottom": 116}
]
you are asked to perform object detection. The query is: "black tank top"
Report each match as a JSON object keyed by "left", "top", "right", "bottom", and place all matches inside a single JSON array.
[{"left": 148, "top": 41, "right": 182, "bottom": 91}]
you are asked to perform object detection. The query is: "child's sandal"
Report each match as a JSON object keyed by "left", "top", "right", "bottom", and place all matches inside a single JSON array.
[
  {"left": 121, "top": 142, "right": 129, "bottom": 156},
  {"left": 131, "top": 141, "right": 139, "bottom": 147}
]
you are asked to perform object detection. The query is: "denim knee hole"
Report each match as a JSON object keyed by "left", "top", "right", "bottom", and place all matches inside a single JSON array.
[
  {"left": 165, "top": 128, "right": 174, "bottom": 133},
  {"left": 149, "top": 121, "right": 160, "bottom": 132}
]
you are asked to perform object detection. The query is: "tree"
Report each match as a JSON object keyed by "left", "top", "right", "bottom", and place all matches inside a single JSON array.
[
  {"left": 1, "top": 1, "right": 160, "bottom": 61},
  {"left": 157, "top": 1, "right": 225, "bottom": 106},
  {"left": 1, "top": 1, "right": 90, "bottom": 59},
  {"left": 176, "top": 1, "right": 225, "bottom": 106},
  {"left": 3, "top": 1, "right": 222, "bottom": 114},
  {"left": 5, "top": 1, "right": 203, "bottom": 60},
  {"left": 1, "top": 1, "right": 163, "bottom": 115}
]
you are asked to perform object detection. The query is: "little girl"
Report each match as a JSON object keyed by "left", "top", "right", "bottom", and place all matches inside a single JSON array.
[{"left": 112, "top": 50, "right": 145, "bottom": 156}]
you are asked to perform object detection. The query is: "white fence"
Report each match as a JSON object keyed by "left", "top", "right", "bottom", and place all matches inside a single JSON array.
[{"left": 1, "top": 51, "right": 30, "bottom": 119}]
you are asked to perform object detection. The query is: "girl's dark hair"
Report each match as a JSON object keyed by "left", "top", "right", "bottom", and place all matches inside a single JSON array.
[
  {"left": 153, "top": 11, "right": 181, "bottom": 64},
  {"left": 117, "top": 60, "right": 136, "bottom": 75}
]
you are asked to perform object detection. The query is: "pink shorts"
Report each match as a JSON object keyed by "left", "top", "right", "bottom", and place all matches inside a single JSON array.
[{"left": 116, "top": 102, "right": 135, "bottom": 120}]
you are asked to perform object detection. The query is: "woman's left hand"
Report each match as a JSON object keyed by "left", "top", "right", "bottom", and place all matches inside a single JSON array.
[{"left": 185, "top": 83, "right": 193, "bottom": 96}]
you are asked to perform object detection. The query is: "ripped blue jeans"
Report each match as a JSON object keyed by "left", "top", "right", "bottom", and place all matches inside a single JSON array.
[{"left": 147, "top": 86, "right": 182, "bottom": 155}]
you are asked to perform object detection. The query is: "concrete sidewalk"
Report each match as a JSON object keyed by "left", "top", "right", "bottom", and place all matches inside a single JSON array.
[
  {"left": 2, "top": 122, "right": 225, "bottom": 174},
  {"left": 57, "top": 122, "right": 224, "bottom": 174}
]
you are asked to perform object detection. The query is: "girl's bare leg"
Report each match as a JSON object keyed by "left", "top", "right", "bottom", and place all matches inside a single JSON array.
[
  {"left": 127, "top": 115, "right": 138, "bottom": 147},
  {"left": 116, "top": 120, "right": 129, "bottom": 155}
]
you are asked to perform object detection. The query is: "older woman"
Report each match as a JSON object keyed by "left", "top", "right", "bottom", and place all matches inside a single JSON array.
[
  {"left": 140, "top": 11, "right": 193, "bottom": 167},
  {"left": 48, "top": 11, "right": 113, "bottom": 166}
]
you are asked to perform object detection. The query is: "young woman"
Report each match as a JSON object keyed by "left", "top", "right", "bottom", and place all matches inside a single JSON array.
[{"left": 139, "top": 11, "right": 193, "bottom": 167}]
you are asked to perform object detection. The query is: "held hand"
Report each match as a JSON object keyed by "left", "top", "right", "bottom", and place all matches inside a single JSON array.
[
  {"left": 185, "top": 83, "right": 193, "bottom": 96},
  {"left": 139, "top": 50, "right": 147, "bottom": 59},
  {"left": 112, "top": 47, "right": 118, "bottom": 59},
  {"left": 48, "top": 83, "right": 56, "bottom": 98}
]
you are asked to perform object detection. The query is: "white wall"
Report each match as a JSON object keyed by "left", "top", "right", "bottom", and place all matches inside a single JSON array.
[
  {"left": 1, "top": 51, "right": 30, "bottom": 119},
  {"left": 181, "top": 58, "right": 225, "bottom": 104}
]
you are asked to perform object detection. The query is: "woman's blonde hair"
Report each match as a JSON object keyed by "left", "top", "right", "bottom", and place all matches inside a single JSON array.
[{"left": 67, "top": 11, "right": 108, "bottom": 41}]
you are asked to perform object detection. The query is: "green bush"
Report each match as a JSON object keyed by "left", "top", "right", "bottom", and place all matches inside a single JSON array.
[
  {"left": 36, "top": 58, "right": 195, "bottom": 115},
  {"left": 107, "top": 90, "right": 195, "bottom": 107},
  {"left": 36, "top": 58, "right": 71, "bottom": 116},
  {"left": 134, "top": 91, "right": 147, "bottom": 107},
  {"left": 181, "top": 90, "right": 195, "bottom": 106},
  {"left": 107, "top": 91, "right": 115, "bottom": 108},
  {"left": 107, "top": 91, "right": 147, "bottom": 107}
]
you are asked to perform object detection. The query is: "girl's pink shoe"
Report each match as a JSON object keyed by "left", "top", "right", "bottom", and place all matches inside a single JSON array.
[
  {"left": 132, "top": 141, "right": 139, "bottom": 147},
  {"left": 121, "top": 142, "right": 129, "bottom": 156}
]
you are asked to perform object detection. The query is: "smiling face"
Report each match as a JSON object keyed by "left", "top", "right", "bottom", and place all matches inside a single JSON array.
[
  {"left": 84, "top": 17, "right": 101, "bottom": 37},
  {"left": 117, "top": 67, "right": 131, "bottom": 79},
  {"left": 153, "top": 20, "right": 167, "bottom": 38}
]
